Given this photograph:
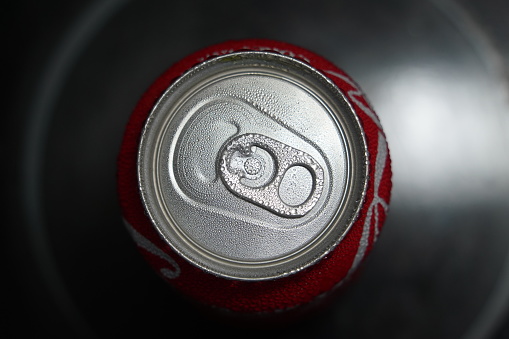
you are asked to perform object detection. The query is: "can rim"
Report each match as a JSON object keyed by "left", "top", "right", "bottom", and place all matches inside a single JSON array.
[{"left": 138, "top": 51, "right": 369, "bottom": 280}]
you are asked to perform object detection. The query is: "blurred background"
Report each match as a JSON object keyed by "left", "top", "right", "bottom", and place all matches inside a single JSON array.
[{"left": 5, "top": 0, "right": 509, "bottom": 338}]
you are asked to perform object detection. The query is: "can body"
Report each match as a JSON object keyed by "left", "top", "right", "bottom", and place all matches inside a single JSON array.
[{"left": 118, "top": 39, "right": 391, "bottom": 313}]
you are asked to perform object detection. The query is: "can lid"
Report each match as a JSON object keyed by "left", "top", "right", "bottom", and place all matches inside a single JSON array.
[{"left": 138, "top": 51, "right": 368, "bottom": 280}]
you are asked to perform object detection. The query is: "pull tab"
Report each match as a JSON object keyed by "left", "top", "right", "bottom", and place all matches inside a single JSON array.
[{"left": 219, "top": 134, "right": 324, "bottom": 217}]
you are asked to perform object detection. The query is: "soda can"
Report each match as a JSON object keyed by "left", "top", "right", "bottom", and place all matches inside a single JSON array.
[{"left": 117, "top": 39, "right": 392, "bottom": 313}]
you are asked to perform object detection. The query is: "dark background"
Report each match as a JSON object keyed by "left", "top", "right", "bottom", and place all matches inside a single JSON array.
[{"left": 5, "top": 0, "right": 509, "bottom": 338}]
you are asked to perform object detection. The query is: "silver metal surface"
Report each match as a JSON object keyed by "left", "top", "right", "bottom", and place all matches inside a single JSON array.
[
  {"left": 219, "top": 133, "right": 324, "bottom": 217},
  {"left": 138, "top": 52, "right": 368, "bottom": 280}
]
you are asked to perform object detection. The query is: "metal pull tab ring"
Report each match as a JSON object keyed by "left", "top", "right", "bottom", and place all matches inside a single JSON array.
[{"left": 219, "top": 133, "right": 324, "bottom": 217}]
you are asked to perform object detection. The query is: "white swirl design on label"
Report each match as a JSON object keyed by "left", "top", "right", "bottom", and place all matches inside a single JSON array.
[
  {"left": 124, "top": 220, "right": 180, "bottom": 279},
  {"left": 324, "top": 70, "right": 389, "bottom": 273},
  {"left": 349, "top": 131, "right": 389, "bottom": 272},
  {"left": 325, "top": 70, "right": 383, "bottom": 129}
]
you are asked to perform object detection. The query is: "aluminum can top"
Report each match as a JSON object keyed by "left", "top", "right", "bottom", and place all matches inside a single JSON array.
[{"left": 138, "top": 51, "right": 368, "bottom": 280}]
